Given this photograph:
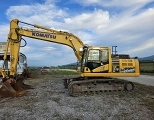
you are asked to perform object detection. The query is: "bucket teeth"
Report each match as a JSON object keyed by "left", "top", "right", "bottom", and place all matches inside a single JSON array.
[
  {"left": 0, "top": 77, "right": 31, "bottom": 98},
  {"left": 0, "top": 82, "right": 16, "bottom": 97},
  {"left": 15, "top": 80, "right": 33, "bottom": 90}
]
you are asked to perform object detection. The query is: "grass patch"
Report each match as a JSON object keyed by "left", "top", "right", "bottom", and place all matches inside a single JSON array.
[
  {"left": 141, "top": 73, "right": 154, "bottom": 76},
  {"left": 29, "top": 68, "right": 78, "bottom": 76},
  {"left": 47, "top": 70, "right": 78, "bottom": 75}
]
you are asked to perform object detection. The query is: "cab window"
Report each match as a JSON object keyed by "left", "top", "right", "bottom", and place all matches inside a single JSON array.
[{"left": 88, "top": 50, "right": 99, "bottom": 61}]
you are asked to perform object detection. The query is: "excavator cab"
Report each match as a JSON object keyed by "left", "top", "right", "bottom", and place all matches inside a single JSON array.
[{"left": 80, "top": 46, "right": 110, "bottom": 73}]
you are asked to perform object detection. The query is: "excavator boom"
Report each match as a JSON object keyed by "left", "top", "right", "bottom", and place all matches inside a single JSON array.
[{"left": 0, "top": 19, "right": 85, "bottom": 97}]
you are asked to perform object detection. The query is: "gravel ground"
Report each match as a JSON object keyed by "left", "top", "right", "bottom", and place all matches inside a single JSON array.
[
  {"left": 0, "top": 74, "right": 154, "bottom": 120},
  {"left": 116, "top": 75, "right": 154, "bottom": 86}
]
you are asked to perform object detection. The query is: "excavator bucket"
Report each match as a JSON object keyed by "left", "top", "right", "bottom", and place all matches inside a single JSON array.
[{"left": 0, "top": 77, "right": 32, "bottom": 98}]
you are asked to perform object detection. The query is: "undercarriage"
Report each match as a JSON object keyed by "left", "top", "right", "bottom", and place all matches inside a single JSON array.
[{"left": 63, "top": 77, "right": 134, "bottom": 96}]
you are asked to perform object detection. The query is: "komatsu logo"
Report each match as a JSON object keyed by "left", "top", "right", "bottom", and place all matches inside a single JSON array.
[{"left": 32, "top": 32, "right": 56, "bottom": 39}]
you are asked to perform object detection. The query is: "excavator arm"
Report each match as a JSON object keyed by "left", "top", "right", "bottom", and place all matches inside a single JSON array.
[
  {"left": 3, "top": 19, "right": 85, "bottom": 78},
  {"left": 0, "top": 19, "right": 85, "bottom": 97}
]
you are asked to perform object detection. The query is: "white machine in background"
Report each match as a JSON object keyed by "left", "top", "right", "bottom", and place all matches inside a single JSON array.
[{"left": 0, "top": 42, "right": 28, "bottom": 76}]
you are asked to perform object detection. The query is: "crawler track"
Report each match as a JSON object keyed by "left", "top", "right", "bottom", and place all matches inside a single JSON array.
[{"left": 63, "top": 77, "right": 134, "bottom": 96}]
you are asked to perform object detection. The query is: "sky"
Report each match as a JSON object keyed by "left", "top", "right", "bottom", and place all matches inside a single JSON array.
[{"left": 0, "top": 0, "right": 154, "bottom": 66}]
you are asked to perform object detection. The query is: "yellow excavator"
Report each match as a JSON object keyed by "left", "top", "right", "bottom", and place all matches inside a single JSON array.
[{"left": 0, "top": 19, "right": 140, "bottom": 97}]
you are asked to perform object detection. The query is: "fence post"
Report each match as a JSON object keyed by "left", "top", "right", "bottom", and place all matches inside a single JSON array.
[{"left": 153, "top": 60, "right": 154, "bottom": 71}]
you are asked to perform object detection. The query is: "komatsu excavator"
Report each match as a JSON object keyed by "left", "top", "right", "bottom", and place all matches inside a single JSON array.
[{"left": 0, "top": 19, "right": 140, "bottom": 97}]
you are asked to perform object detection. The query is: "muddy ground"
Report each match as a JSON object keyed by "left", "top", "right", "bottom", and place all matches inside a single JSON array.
[{"left": 0, "top": 73, "right": 154, "bottom": 120}]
